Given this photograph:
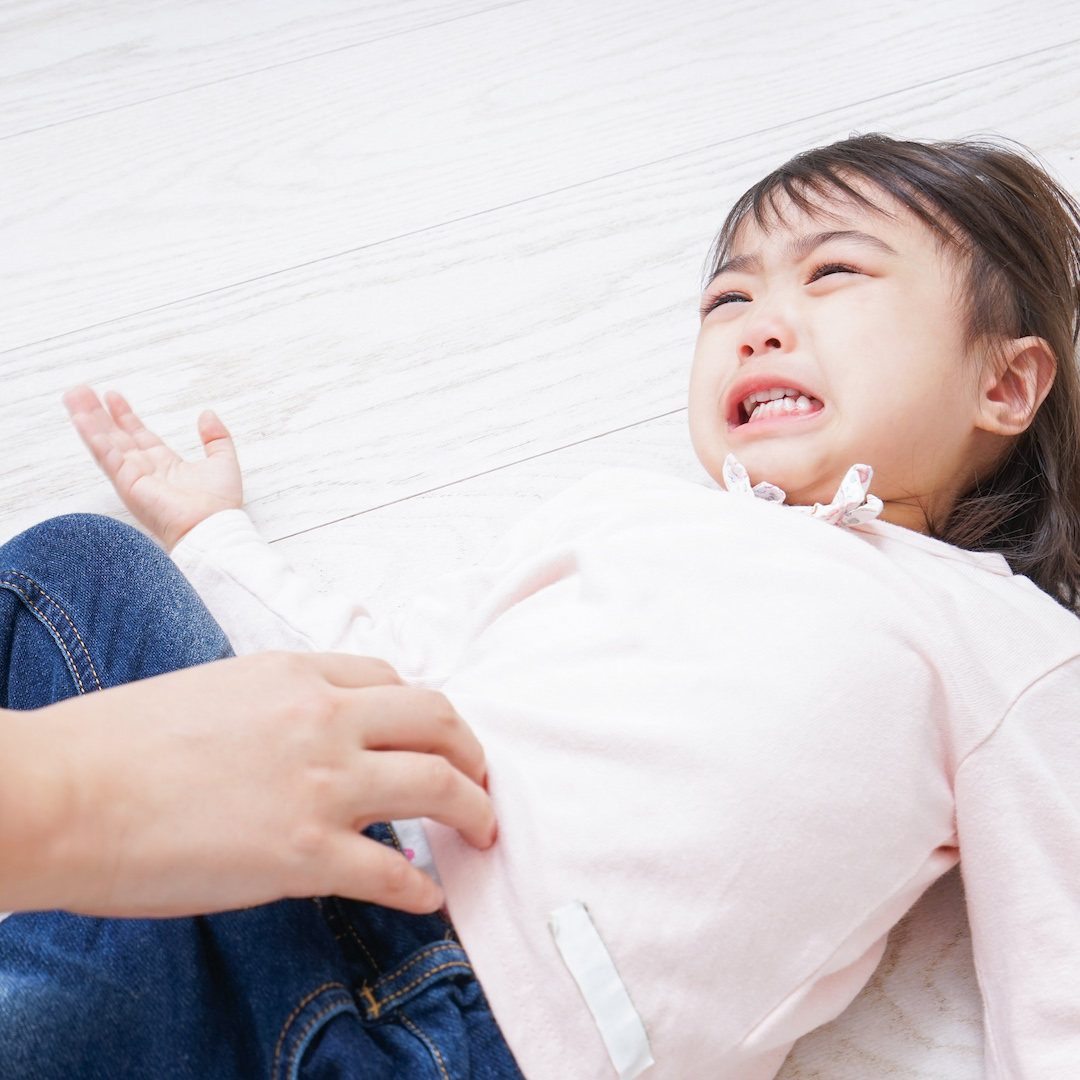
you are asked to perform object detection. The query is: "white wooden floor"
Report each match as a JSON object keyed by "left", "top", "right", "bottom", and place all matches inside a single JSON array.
[{"left": 3, "top": 2, "right": 1079, "bottom": 1076}]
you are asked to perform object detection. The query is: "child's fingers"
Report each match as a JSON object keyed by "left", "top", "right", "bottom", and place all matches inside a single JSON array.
[
  {"left": 68, "top": 407, "right": 133, "bottom": 474},
  {"left": 65, "top": 388, "right": 144, "bottom": 460},
  {"left": 104, "top": 391, "right": 166, "bottom": 451},
  {"left": 62, "top": 385, "right": 104, "bottom": 420},
  {"left": 75, "top": 422, "right": 143, "bottom": 489},
  {"left": 64, "top": 387, "right": 123, "bottom": 447},
  {"left": 197, "top": 409, "right": 237, "bottom": 460},
  {"left": 64, "top": 393, "right": 159, "bottom": 493}
]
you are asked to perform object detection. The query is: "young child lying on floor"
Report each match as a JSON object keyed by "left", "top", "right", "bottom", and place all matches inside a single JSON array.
[{"left": 27, "top": 133, "right": 1080, "bottom": 1080}]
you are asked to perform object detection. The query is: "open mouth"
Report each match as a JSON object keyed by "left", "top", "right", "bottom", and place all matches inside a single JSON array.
[{"left": 737, "top": 387, "right": 824, "bottom": 426}]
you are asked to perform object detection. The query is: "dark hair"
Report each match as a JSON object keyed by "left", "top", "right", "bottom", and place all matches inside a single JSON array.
[{"left": 706, "top": 134, "right": 1080, "bottom": 610}]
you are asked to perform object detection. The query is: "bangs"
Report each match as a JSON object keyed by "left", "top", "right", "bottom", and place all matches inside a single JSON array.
[{"left": 704, "top": 143, "right": 962, "bottom": 290}]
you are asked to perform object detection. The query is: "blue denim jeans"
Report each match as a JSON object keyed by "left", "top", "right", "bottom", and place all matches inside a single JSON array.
[{"left": 0, "top": 515, "right": 524, "bottom": 1080}]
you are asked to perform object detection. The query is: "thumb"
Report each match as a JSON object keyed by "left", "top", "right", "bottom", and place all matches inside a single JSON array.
[{"left": 197, "top": 409, "right": 236, "bottom": 460}]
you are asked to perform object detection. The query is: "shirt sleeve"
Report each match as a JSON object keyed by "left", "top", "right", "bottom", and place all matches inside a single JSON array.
[
  {"left": 171, "top": 507, "right": 490, "bottom": 679},
  {"left": 169, "top": 473, "right": 626, "bottom": 681},
  {"left": 954, "top": 654, "right": 1080, "bottom": 1079},
  {"left": 170, "top": 509, "right": 371, "bottom": 656}
]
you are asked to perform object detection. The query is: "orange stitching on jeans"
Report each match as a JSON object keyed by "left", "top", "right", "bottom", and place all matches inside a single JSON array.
[
  {"left": 358, "top": 983, "right": 380, "bottom": 1019},
  {"left": 1, "top": 578, "right": 89, "bottom": 694},
  {"left": 313, "top": 899, "right": 344, "bottom": 945},
  {"left": 312, "top": 898, "right": 353, "bottom": 949},
  {"left": 271, "top": 982, "right": 346, "bottom": 1080},
  {"left": 400, "top": 1013, "right": 451, "bottom": 1080},
  {"left": 335, "top": 909, "right": 381, "bottom": 974},
  {"left": 370, "top": 960, "right": 471, "bottom": 1012},
  {"left": 284, "top": 999, "right": 352, "bottom": 1080},
  {"left": 370, "top": 942, "right": 461, "bottom": 993},
  {"left": 2, "top": 572, "right": 102, "bottom": 691}
]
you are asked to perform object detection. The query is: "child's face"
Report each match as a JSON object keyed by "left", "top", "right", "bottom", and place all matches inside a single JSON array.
[{"left": 688, "top": 189, "right": 1004, "bottom": 532}]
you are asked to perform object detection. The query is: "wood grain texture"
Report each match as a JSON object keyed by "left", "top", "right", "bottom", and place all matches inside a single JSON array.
[
  {"left": 2, "top": 43, "right": 1077, "bottom": 546},
  {"left": 0, "top": 0, "right": 514, "bottom": 137},
  {"left": 3, "top": 0, "right": 1078, "bottom": 351}
]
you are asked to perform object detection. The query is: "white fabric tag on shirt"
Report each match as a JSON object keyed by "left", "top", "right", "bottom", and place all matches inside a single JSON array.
[
  {"left": 389, "top": 817, "right": 441, "bottom": 885},
  {"left": 549, "top": 900, "right": 654, "bottom": 1079}
]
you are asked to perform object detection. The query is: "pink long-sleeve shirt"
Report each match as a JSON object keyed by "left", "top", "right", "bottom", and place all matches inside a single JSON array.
[{"left": 172, "top": 469, "right": 1080, "bottom": 1080}]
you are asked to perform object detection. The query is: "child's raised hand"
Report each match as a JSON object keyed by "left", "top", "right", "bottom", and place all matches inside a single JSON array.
[{"left": 64, "top": 386, "right": 243, "bottom": 551}]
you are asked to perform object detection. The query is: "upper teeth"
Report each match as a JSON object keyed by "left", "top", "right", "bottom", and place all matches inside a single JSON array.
[{"left": 740, "top": 387, "right": 820, "bottom": 423}]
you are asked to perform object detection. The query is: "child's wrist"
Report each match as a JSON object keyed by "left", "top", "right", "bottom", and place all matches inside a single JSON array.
[{"left": 163, "top": 503, "right": 242, "bottom": 552}]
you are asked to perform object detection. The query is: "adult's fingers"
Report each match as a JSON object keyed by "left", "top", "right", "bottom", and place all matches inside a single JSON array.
[
  {"left": 326, "top": 832, "right": 444, "bottom": 913},
  {"left": 307, "top": 652, "right": 404, "bottom": 690},
  {"left": 353, "top": 749, "right": 496, "bottom": 851},
  {"left": 338, "top": 684, "right": 487, "bottom": 789}
]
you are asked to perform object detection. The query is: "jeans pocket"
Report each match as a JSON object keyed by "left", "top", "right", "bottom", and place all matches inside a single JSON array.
[
  {"left": 0, "top": 570, "right": 102, "bottom": 696},
  {"left": 286, "top": 941, "right": 491, "bottom": 1080},
  {"left": 272, "top": 983, "right": 360, "bottom": 1080}
]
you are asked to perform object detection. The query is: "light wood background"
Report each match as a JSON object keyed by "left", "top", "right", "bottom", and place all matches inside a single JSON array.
[{"left": 3, "top": 2, "right": 1078, "bottom": 1076}]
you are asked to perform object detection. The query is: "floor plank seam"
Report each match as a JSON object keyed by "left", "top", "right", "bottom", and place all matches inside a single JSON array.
[{"left": 267, "top": 406, "right": 689, "bottom": 543}]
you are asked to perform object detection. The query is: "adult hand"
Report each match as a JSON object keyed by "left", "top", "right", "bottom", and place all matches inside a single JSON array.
[
  {"left": 0, "top": 652, "right": 494, "bottom": 918},
  {"left": 64, "top": 385, "right": 242, "bottom": 551}
]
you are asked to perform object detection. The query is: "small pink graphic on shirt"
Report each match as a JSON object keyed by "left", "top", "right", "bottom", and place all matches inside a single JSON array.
[{"left": 403, "top": 848, "right": 416, "bottom": 861}]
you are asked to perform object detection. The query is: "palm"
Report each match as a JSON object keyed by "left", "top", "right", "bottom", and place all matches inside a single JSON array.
[{"left": 64, "top": 386, "right": 243, "bottom": 550}]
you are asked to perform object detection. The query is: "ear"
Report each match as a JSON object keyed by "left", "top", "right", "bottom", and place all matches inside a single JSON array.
[{"left": 976, "top": 336, "right": 1057, "bottom": 436}]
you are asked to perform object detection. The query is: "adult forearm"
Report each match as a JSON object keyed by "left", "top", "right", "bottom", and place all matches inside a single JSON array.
[{"left": 0, "top": 706, "right": 77, "bottom": 913}]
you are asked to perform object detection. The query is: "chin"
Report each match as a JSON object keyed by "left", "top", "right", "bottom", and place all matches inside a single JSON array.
[
  {"left": 727, "top": 451, "right": 845, "bottom": 507},
  {"left": 734, "top": 454, "right": 818, "bottom": 494}
]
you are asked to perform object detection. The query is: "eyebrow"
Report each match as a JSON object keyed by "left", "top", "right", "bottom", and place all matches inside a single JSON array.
[{"left": 709, "top": 229, "right": 900, "bottom": 283}]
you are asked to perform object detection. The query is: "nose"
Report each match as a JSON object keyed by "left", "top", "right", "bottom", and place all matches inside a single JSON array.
[
  {"left": 739, "top": 337, "right": 781, "bottom": 361},
  {"left": 737, "top": 305, "right": 794, "bottom": 363}
]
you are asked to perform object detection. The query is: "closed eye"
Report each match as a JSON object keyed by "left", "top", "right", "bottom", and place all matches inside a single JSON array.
[
  {"left": 808, "top": 262, "right": 859, "bottom": 282},
  {"left": 699, "top": 291, "right": 750, "bottom": 318},
  {"left": 701, "top": 262, "right": 861, "bottom": 317}
]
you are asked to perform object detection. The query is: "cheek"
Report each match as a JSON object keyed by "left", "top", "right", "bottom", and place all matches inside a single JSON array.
[
  {"left": 688, "top": 336, "right": 721, "bottom": 412},
  {"left": 842, "top": 358, "right": 977, "bottom": 493},
  {"left": 686, "top": 340, "right": 732, "bottom": 462},
  {"left": 822, "top": 296, "right": 962, "bottom": 411}
]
